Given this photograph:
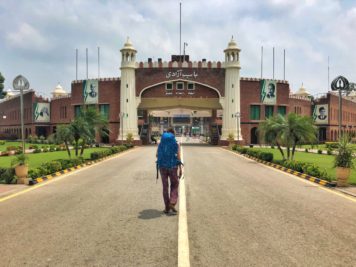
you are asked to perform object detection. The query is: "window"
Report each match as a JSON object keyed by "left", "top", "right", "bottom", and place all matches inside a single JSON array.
[
  {"left": 187, "top": 82, "right": 195, "bottom": 90},
  {"left": 176, "top": 82, "right": 184, "bottom": 90},
  {"left": 74, "top": 105, "right": 82, "bottom": 117},
  {"left": 166, "top": 83, "right": 173, "bottom": 90},
  {"left": 99, "top": 104, "right": 110, "bottom": 119},
  {"left": 277, "top": 106, "right": 286, "bottom": 116},
  {"left": 250, "top": 105, "right": 260, "bottom": 120},
  {"left": 265, "top": 106, "right": 274, "bottom": 118}
]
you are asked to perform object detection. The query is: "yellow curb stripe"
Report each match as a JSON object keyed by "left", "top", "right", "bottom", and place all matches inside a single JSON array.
[{"left": 37, "top": 178, "right": 43, "bottom": 183}]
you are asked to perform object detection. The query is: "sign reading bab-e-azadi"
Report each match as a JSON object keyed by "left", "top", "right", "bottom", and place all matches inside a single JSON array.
[
  {"left": 34, "top": 103, "right": 50, "bottom": 122},
  {"left": 260, "top": 80, "right": 277, "bottom": 104},
  {"left": 83, "top": 80, "right": 99, "bottom": 104}
]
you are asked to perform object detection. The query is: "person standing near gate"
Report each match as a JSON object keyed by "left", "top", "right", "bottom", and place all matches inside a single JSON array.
[{"left": 156, "top": 128, "right": 182, "bottom": 214}]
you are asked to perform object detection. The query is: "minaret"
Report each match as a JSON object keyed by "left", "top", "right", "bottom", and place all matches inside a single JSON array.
[
  {"left": 221, "top": 37, "right": 242, "bottom": 141},
  {"left": 119, "top": 37, "right": 139, "bottom": 141}
]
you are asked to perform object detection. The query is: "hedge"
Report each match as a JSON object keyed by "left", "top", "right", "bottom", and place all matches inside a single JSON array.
[
  {"left": 232, "top": 145, "right": 274, "bottom": 162},
  {"left": 232, "top": 145, "right": 331, "bottom": 181}
]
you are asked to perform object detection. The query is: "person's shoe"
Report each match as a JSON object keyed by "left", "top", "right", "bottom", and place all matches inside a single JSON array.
[
  {"left": 163, "top": 207, "right": 170, "bottom": 214},
  {"left": 169, "top": 203, "right": 177, "bottom": 213}
]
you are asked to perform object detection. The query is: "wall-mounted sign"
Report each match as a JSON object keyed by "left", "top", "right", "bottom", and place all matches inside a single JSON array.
[
  {"left": 313, "top": 104, "right": 328, "bottom": 124},
  {"left": 260, "top": 79, "right": 277, "bottom": 104},
  {"left": 34, "top": 103, "right": 50, "bottom": 122},
  {"left": 83, "top": 79, "right": 99, "bottom": 104},
  {"left": 166, "top": 69, "right": 198, "bottom": 79}
]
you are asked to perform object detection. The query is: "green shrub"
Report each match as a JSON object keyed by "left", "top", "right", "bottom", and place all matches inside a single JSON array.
[
  {"left": 325, "top": 142, "right": 338, "bottom": 149},
  {"left": 55, "top": 159, "right": 74, "bottom": 169},
  {"left": 260, "top": 152, "right": 273, "bottom": 162},
  {"left": 0, "top": 140, "right": 5, "bottom": 145},
  {"left": 41, "top": 161, "right": 62, "bottom": 174},
  {"left": 28, "top": 168, "right": 44, "bottom": 179},
  {"left": 49, "top": 145, "right": 55, "bottom": 152},
  {"left": 305, "top": 148, "right": 309, "bottom": 153},
  {"left": 43, "top": 148, "right": 49, "bottom": 153},
  {"left": 6, "top": 146, "right": 17, "bottom": 151},
  {"left": 232, "top": 144, "right": 238, "bottom": 151},
  {"left": 303, "top": 163, "right": 322, "bottom": 178},
  {"left": 327, "top": 148, "right": 332, "bottom": 155},
  {"left": 71, "top": 157, "right": 85, "bottom": 166},
  {"left": 33, "top": 148, "right": 41, "bottom": 153},
  {"left": 318, "top": 149, "right": 322, "bottom": 154},
  {"left": 0, "top": 167, "right": 16, "bottom": 184}
]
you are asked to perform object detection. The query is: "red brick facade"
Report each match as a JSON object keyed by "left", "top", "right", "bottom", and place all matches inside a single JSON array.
[{"left": 1, "top": 69, "right": 356, "bottom": 145}]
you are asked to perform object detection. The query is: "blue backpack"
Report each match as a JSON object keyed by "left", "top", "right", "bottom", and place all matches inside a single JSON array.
[{"left": 157, "top": 132, "right": 178, "bottom": 169}]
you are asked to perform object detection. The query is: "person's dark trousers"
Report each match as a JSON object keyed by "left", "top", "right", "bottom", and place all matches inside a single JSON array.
[{"left": 160, "top": 167, "right": 179, "bottom": 209}]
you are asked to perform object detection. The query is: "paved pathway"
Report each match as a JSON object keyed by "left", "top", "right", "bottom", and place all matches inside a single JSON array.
[{"left": 0, "top": 145, "right": 355, "bottom": 266}]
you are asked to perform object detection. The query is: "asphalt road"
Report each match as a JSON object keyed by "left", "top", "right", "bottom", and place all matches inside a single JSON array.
[{"left": 0, "top": 145, "right": 355, "bottom": 267}]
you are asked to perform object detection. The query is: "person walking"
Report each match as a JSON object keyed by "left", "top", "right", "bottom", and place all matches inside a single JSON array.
[{"left": 156, "top": 128, "right": 182, "bottom": 214}]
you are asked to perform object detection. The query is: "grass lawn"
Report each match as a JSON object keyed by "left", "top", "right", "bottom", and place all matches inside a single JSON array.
[
  {"left": 252, "top": 147, "right": 356, "bottom": 185},
  {"left": 0, "top": 147, "right": 108, "bottom": 170}
]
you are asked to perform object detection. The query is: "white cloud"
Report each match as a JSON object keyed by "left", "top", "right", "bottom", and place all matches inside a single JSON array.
[
  {"left": 0, "top": 0, "right": 355, "bottom": 95},
  {"left": 6, "top": 23, "right": 50, "bottom": 51}
]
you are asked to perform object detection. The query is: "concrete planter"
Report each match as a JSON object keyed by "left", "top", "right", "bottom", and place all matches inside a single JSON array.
[
  {"left": 336, "top": 167, "right": 350, "bottom": 187},
  {"left": 15, "top": 165, "right": 28, "bottom": 178}
]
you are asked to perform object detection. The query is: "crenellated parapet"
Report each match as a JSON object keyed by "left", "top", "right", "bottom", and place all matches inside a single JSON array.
[
  {"left": 241, "top": 77, "right": 289, "bottom": 84},
  {"left": 137, "top": 61, "right": 224, "bottom": 69},
  {"left": 71, "top": 77, "right": 120, "bottom": 84}
]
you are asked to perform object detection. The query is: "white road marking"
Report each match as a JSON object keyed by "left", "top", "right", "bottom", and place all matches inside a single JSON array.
[{"left": 178, "top": 140, "right": 190, "bottom": 267}]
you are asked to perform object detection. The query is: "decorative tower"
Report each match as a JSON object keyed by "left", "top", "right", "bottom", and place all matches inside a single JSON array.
[
  {"left": 118, "top": 37, "right": 139, "bottom": 141},
  {"left": 221, "top": 37, "right": 242, "bottom": 141}
]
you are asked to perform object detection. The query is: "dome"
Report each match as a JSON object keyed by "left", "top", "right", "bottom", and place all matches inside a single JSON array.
[
  {"left": 52, "top": 83, "right": 67, "bottom": 98},
  {"left": 121, "top": 37, "right": 136, "bottom": 51},
  {"left": 294, "top": 84, "right": 311, "bottom": 96},
  {"left": 225, "top": 36, "right": 240, "bottom": 51},
  {"left": 5, "top": 89, "right": 17, "bottom": 98},
  {"left": 348, "top": 90, "right": 356, "bottom": 96}
]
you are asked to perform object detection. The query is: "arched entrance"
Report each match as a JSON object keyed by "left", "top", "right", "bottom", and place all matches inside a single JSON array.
[
  {"left": 250, "top": 127, "right": 259, "bottom": 144},
  {"left": 137, "top": 80, "right": 222, "bottom": 145}
]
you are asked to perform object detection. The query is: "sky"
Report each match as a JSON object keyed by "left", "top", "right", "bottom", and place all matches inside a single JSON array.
[{"left": 0, "top": 0, "right": 355, "bottom": 98}]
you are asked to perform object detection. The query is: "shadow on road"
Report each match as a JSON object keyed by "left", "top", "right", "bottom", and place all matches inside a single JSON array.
[{"left": 138, "top": 209, "right": 164, "bottom": 220}]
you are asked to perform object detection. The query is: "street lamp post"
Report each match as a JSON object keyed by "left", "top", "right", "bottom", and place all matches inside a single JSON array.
[
  {"left": 13, "top": 75, "right": 30, "bottom": 154},
  {"left": 331, "top": 76, "right": 350, "bottom": 139},
  {"left": 234, "top": 112, "right": 241, "bottom": 141}
]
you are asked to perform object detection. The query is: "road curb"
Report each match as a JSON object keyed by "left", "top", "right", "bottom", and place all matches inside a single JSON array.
[
  {"left": 28, "top": 148, "right": 136, "bottom": 186},
  {"left": 227, "top": 149, "right": 336, "bottom": 188}
]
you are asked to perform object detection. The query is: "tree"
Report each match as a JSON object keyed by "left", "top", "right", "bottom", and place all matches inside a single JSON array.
[
  {"left": 258, "top": 113, "right": 317, "bottom": 161},
  {"left": 258, "top": 114, "right": 287, "bottom": 160},
  {"left": 70, "top": 108, "right": 109, "bottom": 156},
  {"left": 0, "top": 72, "right": 6, "bottom": 99},
  {"left": 55, "top": 125, "right": 73, "bottom": 158}
]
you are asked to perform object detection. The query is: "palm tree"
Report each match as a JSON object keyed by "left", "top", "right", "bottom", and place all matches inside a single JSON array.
[
  {"left": 55, "top": 124, "right": 73, "bottom": 158},
  {"left": 258, "top": 113, "right": 317, "bottom": 161},
  {"left": 70, "top": 108, "right": 109, "bottom": 156},
  {"left": 284, "top": 113, "right": 317, "bottom": 160},
  {"left": 258, "top": 114, "right": 287, "bottom": 160}
]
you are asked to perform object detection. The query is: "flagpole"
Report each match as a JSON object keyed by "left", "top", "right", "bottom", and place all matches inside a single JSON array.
[
  {"left": 86, "top": 48, "right": 88, "bottom": 79},
  {"left": 75, "top": 48, "right": 78, "bottom": 80},
  {"left": 273, "top": 47, "right": 275, "bottom": 80},
  {"left": 98, "top": 46, "right": 100, "bottom": 79},
  {"left": 261, "top": 46, "right": 263, "bottom": 79},
  {"left": 179, "top": 2, "right": 182, "bottom": 61}
]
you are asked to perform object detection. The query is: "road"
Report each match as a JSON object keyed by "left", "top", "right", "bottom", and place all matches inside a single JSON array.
[{"left": 0, "top": 145, "right": 355, "bottom": 266}]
